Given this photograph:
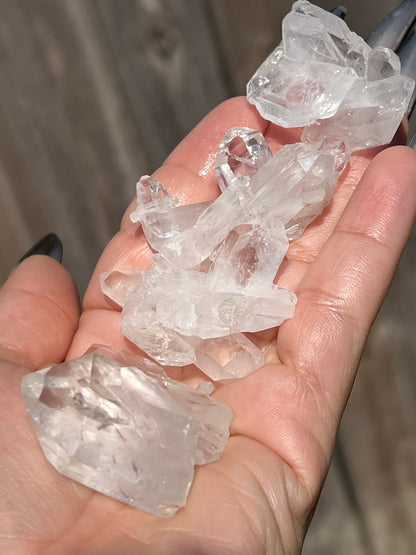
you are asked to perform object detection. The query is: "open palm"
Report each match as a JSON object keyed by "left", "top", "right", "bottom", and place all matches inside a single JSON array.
[{"left": 1, "top": 98, "right": 415, "bottom": 555}]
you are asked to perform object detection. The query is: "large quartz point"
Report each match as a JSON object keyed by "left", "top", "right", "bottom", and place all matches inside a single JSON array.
[
  {"left": 21, "top": 346, "right": 233, "bottom": 517},
  {"left": 247, "top": 0, "right": 414, "bottom": 144}
]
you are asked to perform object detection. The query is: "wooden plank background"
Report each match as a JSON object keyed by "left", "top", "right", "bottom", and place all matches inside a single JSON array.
[{"left": 0, "top": 1, "right": 415, "bottom": 552}]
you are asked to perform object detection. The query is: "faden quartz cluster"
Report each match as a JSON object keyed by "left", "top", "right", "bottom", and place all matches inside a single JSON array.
[{"left": 21, "top": 0, "right": 414, "bottom": 517}]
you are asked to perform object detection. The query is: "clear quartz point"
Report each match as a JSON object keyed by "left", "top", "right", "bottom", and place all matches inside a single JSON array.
[
  {"left": 21, "top": 346, "right": 233, "bottom": 517},
  {"left": 130, "top": 175, "right": 179, "bottom": 224},
  {"left": 207, "top": 218, "right": 289, "bottom": 291},
  {"left": 215, "top": 127, "right": 272, "bottom": 192},
  {"left": 194, "top": 334, "right": 265, "bottom": 381}
]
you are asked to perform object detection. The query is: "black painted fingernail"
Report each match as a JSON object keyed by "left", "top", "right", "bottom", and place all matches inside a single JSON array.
[
  {"left": 397, "top": 30, "right": 416, "bottom": 117},
  {"left": 331, "top": 6, "right": 347, "bottom": 20},
  {"left": 366, "top": 0, "right": 416, "bottom": 50},
  {"left": 407, "top": 129, "right": 416, "bottom": 148},
  {"left": 18, "top": 233, "right": 63, "bottom": 264}
]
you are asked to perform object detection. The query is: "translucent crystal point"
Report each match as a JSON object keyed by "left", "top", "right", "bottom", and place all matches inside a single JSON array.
[
  {"left": 247, "top": 51, "right": 357, "bottom": 127},
  {"left": 215, "top": 127, "right": 272, "bottom": 192},
  {"left": 247, "top": 0, "right": 414, "bottom": 134},
  {"left": 207, "top": 218, "right": 288, "bottom": 290},
  {"left": 145, "top": 201, "right": 213, "bottom": 252},
  {"left": 302, "top": 74, "right": 414, "bottom": 152},
  {"left": 159, "top": 142, "right": 335, "bottom": 268},
  {"left": 130, "top": 175, "right": 179, "bottom": 224},
  {"left": 121, "top": 280, "right": 200, "bottom": 366},
  {"left": 194, "top": 334, "right": 265, "bottom": 381},
  {"left": 245, "top": 142, "right": 336, "bottom": 240},
  {"left": 21, "top": 347, "right": 233, "bottom": 517}
]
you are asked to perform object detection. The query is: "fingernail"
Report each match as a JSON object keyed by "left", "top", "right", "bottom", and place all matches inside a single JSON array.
[
  {"left": 18, "top": 233, "right": 63, "bottom": 264},
  {"left": 331, "top": 6, "right": 347, "bottom": 20},
  {"left": 408, "top": 129, "right": 416, "bottom": 148},
  {"left": 366, "top": 0, "right": 416, "bottom": 50},
  {"left": 397, "top": 30, "right": 416, "bottom": 117}
]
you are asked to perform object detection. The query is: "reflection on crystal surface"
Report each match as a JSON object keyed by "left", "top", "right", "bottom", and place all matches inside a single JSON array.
[
  {"left": 195, "top": 334, "right": 265, "bottom": 381},
  {"left": 215, "top": 127, "right": 272, "bottom": 192},
  {"left": 100, "top": 269, "right": 142, "bottom": 308},
  {"left": 130, "top": 175, "right": 179, "bottom": 224},
  {"left": 21, "top": 347, "right": 233, "bottom": 517},
  {"left": 207, "top": 219, "right": 288, "bottom": 290}
]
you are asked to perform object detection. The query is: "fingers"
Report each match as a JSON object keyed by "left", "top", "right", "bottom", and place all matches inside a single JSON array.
[
  {"left": 83, "top": 97, "right": 268, "bottom": 311},
  {"left": 0, "top": 256, "right": 80, "bottom": 370},
  {"left": 279, "top": 145, "right": 416, "bottom": 435}
]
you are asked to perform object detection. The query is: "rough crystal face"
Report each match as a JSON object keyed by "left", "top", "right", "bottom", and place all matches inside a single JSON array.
[
  {"left": 207, "top": 219, "right": 289, "bottom": 290},
  {"left": 302, "top": 74, "right": 414, "bottom": 151},
  {"left": 21, "top": 347, "right": 233, "bottom": 517},
  {"left": 247, "top": 52, "right": 357, "bottom": 127},
  {"left": 130, "top": 175, "right": 179, "bottom": 224},
  {"left": 195, "top": 334, "right": 265, "bottom": 382},
  {"left": 129, "top": 175, "right": 215, "bottom": 252},
  {"left": 121, "top": 263, "right": 296, "bottom": 342},
  {"left": 100, "top": 269, "right": 142, "bottom": 307},
  {"left": 158, "top": 142, "right": 335, "bottom": 268}
]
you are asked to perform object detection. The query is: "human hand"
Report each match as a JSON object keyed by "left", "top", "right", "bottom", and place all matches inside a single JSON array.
[{"left": 1, "top": 98, "right": 415, "bottom": 555}]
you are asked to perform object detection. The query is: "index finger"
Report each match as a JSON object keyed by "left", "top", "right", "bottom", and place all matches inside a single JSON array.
[{"left": 83, "top": 97, "right": 268, "bottom": 311}]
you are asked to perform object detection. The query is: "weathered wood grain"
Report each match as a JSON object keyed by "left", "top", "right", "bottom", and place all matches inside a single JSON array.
[
  {"left": 96, "top": 0, "right": 228, "bottom": 170},
  {"left": 0, "top": 0, "right": 148, "bottom": 290},
  {"left": 0, "top": 0, "right": 228, "bottom": 290}
]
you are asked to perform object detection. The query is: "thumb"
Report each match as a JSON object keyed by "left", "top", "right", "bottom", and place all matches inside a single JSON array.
[{"left": 0, "top": 248, "right": 80, "bottom": 370}]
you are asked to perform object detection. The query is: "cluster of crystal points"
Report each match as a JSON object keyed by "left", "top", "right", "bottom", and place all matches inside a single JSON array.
[
  {"left": 101, "top": 2, "right": 413, "bottom": 383},
  {"left": 248, "top": 0, "right": 414, "bottom": 154},
  {"left": 21, "top": 0, "right": 413, "bottom": 518}
]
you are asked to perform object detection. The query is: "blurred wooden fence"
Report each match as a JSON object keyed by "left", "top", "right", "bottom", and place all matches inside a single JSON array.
[{"left": 0, "top": 1, "right": 415, "bottom": 552}]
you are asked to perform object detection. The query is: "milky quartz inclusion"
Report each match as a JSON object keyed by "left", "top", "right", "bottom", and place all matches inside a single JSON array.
[{"left": 21, "top": 347, "right": 232, "bottom": 517}]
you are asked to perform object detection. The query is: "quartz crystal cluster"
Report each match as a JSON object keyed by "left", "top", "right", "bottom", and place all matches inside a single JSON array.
[
  {"left": 21, "top": 346, "right": 233, "bottom": 516},
  {"left": 101, "top": 1, "right": 413, "bottom": 384},
  {"left": 248, "top": 0, "right": 414, "bottom": 154},
  {"left": 21, "top": 0, "right": 414, "bottom": 518}
]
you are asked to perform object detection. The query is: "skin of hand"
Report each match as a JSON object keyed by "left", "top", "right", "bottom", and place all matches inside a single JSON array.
[{"left": 0, "top": 98, "right": 416, "bottom": 555}]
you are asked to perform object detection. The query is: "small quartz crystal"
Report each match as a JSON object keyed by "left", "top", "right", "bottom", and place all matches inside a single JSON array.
[{"left": 21, "top": 346, "right": 233, "bottom": 517}]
